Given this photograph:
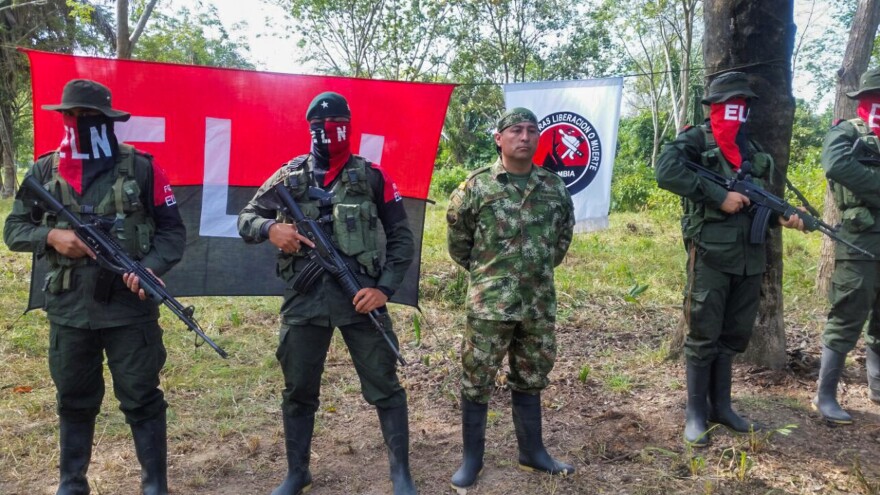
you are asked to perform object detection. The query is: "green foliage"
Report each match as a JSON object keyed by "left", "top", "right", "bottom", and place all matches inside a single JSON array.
[
  {"left": 429, "top": 164, "right": 468, "bottom": 200},
  {"left": 611, "top": 159, "right": 655, "bottom": 212},
  {"left": 577, "top": 364, "right": 591, "bottom": 383},
  {"left": 133, "top": 5, "right": 254, "bottom": 69},
  {"left": 411, "top": 312, "right": 422, "bottom": 346}
]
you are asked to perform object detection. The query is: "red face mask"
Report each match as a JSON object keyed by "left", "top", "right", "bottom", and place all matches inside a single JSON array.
[
  {"left": 709, "top": 98, "right": 750, "bottom": 171},
  {"left": 58, "top": 113, "right": 119, "bottom": 193},
  {"left": 857, "top": 95, "right": 880, "bottom": 136},
  {"left": 310, "top": 120, "right": 352, "bottom": 186}
]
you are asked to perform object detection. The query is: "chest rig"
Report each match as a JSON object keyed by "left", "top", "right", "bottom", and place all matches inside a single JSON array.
[
  {"left": 680, "top": 125, "right": 774, "bottom": 239},
  {"left": 42, "top": 144, "right": 155, "bottom": 291},
  {"left": 277, "top": 155, "right": 381, "bottom": 280},
  {"left": 831, "top": 119, "right": 880, "bottom": 233}
]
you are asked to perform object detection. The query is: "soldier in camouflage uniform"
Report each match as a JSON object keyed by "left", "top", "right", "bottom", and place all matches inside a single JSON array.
[
  {"left": 238, "top": 92, "right": 416, "bottom": 495},
  {"left": 655, "top": 72, "right": 804, "bottom": 447},
  {"left": 813, "top": 67, "right": 880, "bottom": 425},
  {"left": 3, "top": 79, "right": 186, "bottom": 495},
  {"left": 446, "top": 107, "right": 575, "bottom": 489}
]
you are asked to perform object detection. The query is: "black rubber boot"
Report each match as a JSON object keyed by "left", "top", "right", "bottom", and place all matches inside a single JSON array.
[
  {"left": 450, "top": 398, "right": 488, "bottom": 489},
  {"left": 867, "top": 346, "right": 880, "bottom": 404},
  {"left": 130, "top": 411, "right": 168, "bottom": 495},
  {"left": 510, "top": 391, "right": 574, "bottom": 476},
  {"left": 684, "top": 359, "right": 711, "bottom": 447},
  {"left": 377, "top": 405, "right": 417, "bottom": 495},
  {"left": 708, "top": 353, "right": 763, "bottom": 433},
  {"left": 56, "top": 417, "right": 95, "bottom": 495},
  {"left": 812, "top": 346, "right": 853, "bottom": 425},
  {"left": 271, "top": 413, "right": 314, "bottom": 495}
]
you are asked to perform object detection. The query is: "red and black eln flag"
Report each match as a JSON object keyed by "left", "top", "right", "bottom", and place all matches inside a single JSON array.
[{"left": 23, "top": 49, "right": 455, "bottom": 310}]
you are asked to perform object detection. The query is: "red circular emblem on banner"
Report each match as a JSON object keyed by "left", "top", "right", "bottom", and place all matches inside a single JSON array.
[{"left": 534, "top": 111, "right": 602, "bottom": 195}]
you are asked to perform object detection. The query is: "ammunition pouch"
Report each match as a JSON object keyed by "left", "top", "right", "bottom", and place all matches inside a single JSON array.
[
  {"left": 44, "top": 266, "right": 75, "bottom": 294},
  {"left": 841, "top": 206, "right": 876, "bottom": 233}
]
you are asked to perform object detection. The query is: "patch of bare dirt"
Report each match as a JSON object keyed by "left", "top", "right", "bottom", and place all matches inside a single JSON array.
[{"left": 4, "top": 298, "right": 880, "bottom": 494}]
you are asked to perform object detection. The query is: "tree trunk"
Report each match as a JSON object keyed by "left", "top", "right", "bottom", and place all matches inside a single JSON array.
[
  {"left": 704, "top": 0, "right": 796, "bottom": 369},
  {"left": 116, "top": 0, "right": 131, "bottom": 59},
  {"left": 816, "top": 0, "right": 880, "bottom": 296}
]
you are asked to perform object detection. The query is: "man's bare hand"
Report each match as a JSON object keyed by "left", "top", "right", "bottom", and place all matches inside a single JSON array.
[
  {"left": 720, "top": 191, "right": 751, "bottom": 214},
  {"left": 47, "top": 229, "right": 95, "bottom": 259},
  {"left": 779, "top": 207, "right": 807, "bottom": 231},
  {"left": 353, "top": 288, "right": 388, "bottom": 314},
  {"left": 268, "top": 223, "right": 315, "bottom": 254},
  {"left": 123, "top": 269, "right": 163, "bottom": 301}
]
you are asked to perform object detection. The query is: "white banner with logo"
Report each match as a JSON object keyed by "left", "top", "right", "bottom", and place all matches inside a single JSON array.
[{"left": 503, "top": 78, "right": 623, "bottom": 232}]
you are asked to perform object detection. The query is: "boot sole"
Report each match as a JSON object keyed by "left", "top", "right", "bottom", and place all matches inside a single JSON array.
[
  {"left": 517, "top": 464, "right": 572, "bottom": 476},
  {"left": 810, "top": 401, "right": 853, "bottom": 425}
]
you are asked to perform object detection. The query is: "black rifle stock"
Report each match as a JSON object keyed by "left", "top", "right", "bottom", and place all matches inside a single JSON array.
[
  {"left": 21, "top": 174, "right": 228, "bottom": 358},
  {"left": 683, "top": 160, "right": 875, "bottom": 258},
  {"left": 270, "top": 182, "right": 407, "bottom": 366}
]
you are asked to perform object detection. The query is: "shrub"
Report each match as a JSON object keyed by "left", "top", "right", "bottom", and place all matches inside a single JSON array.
[{"left": 430, "top": 165, "right": 469, "bottom": 200}]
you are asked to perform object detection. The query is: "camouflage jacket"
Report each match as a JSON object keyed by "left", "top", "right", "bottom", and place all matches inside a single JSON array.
[{"left": 447, "top": 158, "right": 574, "bottom": 322}]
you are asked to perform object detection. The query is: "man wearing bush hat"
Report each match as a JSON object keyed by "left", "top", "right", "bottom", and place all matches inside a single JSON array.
[
  {"left": 446, "top": 107, "right": 575, "bottom": 489},
  {"left": 814, "top": 66, "right": 880, "bottom": 425},
  {"left": 4, "top": 78, "right": 186, "bottom": 494},
  {"left": 655, "top": 71, "right": 804, "bottom": 447},
  {"left": 238, "top": 91, "right": 417, "bottom": 494}
]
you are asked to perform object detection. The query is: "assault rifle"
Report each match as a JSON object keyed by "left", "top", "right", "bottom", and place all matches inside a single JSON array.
[
  {"left": 683, "top": 160, "right": 875, "bottom": 258},
  {"left": 21, "top": 174, "right": 229, "bottom": 358},
  {"left": 268, "top": 181, "right": 407, "bottom": 366}
]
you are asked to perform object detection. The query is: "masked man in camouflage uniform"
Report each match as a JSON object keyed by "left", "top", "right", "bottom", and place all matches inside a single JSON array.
[
  {"left": 446, "top": 108, "right": 575, "bottom": 489},
  {"left": 3, "top": 79, "right": 186, "bottom": 495},
  {"left": 238, "top": 92, "right": 416, "bottom": 495},
  {"left": 813, "top": 67, "right": 880, "bottom": 424},
  {"left": 655, "top": 72, "right": 804, "bottom": 447}
]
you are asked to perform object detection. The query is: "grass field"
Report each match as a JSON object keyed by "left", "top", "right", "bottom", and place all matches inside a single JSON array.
[{"left": 2, "top": 196, "right": 879, "bottom": 495}]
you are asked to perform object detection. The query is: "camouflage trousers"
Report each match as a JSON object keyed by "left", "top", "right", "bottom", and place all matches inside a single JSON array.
[
  {"left": 460, "top": 316, "right": 556, "bottom": 404},
  {"left": 823, "top": 259, "right": 880, "bottom": 354}
]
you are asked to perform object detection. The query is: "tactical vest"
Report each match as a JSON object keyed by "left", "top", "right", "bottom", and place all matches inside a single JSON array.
[
  {"left": 276, "top": 155, "right": 381, "bottom": 280},
  {"left": 680, "top": 125, "right": 774, "bottom": 239},
  {"left": 831, "top": 118, "right": 880, "bottom": 233},
  {"left": 42, "top": 144, "right": 155, "bottom": 291}
]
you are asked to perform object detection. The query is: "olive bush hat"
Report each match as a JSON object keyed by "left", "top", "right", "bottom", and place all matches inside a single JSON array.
[
  {"left": 306, "top": 91, "right": 351, "bottom": 120},
  {"left": 701, "top": 71, "right": 757, "bottom": 104},
  {"left": 42, "top": 79, "right": 131, "bottom": 121},
  {"left": 847, "top": 67, "right": 880, "bottom": 99},
  {"left": 496, "top": 107, "right": 538, "bottom": 132}
]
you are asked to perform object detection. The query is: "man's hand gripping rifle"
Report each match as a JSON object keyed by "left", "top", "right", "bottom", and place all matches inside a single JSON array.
[
  {"left": 267, "top": 180, "right": 407, "bottom": 366},
  {"left": 683, "top": 160, "right": 875, "bottom": 258},
  {"left": 21, "top": 174, "right": 229, "bottom": 358}
]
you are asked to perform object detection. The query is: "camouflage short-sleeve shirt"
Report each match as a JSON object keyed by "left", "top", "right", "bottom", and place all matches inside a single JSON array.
[{"left": 447, "top": 158, "right": 574, "bottom": 321}]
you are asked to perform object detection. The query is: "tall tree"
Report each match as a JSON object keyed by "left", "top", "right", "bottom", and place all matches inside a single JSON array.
[
  {"left": 273, "top": 0, "right": 456, "bottom": 81},
  {"left": 816, "top": 0, "right": 880, "bottom": 295},
  {"left": 611, "top": 0, "right": 702, "bottom": 167},
  {"left": 0, "top": 0, "right": 77, "bottom": 198},
  {"left": 132, "top": 4, "right": 254, "bottom": 69},
  {"left": 445, "top": 0, "right": 616, "bottom": 166},
  {"left": 115, "top": 0, "right": 157, "bottom": 59},
  {"left": 704, "top": 0, "right": 796, "bottom": 369}
]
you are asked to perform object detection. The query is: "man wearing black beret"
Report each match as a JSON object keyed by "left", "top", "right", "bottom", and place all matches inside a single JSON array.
[{"left": 238, "top": 91, "right": 417, "bottom": 494}]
